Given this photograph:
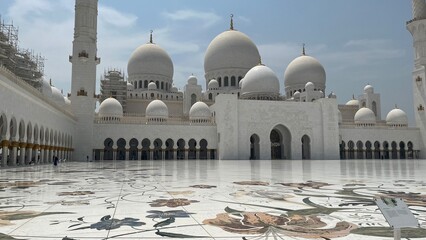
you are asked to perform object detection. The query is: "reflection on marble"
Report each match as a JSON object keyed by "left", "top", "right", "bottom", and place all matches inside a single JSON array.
[{"left": 0, "top": 159, "right": 425, "bottom": 239}]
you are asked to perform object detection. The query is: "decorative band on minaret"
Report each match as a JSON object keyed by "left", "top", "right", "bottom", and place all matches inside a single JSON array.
[{"left": 413, "top": 0, "right": 426, "bottom": 20}]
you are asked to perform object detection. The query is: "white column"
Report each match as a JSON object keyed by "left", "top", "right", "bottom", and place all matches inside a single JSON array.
[
  {"left": 1, "top": 141, "right": 9, "bottom": 167},
  {"left": 19, "top": 145, "right": 26, "bottom": 166}
]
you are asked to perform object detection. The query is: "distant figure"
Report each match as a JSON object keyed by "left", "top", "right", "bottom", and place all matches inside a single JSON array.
[
  {"left": 86, "top": 155, "right": 89, "bottom": 162},
  {"left": 53, "top": 156, "right": 58, "bottom": 166}
]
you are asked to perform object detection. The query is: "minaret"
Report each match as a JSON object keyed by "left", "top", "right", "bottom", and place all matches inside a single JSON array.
[
  {"left": 407, "top": 0, "right": 426, "bottom": 158},
  {"left": 69, "top": 0, "right": 100, "bottom": 161}
]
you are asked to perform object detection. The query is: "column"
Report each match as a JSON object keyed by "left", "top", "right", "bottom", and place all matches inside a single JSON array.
[
  {"left": 26, "top": 143, "right": 33, "bottom": 164},
  {"left": 1, "top": 140, "right": 9, "bottom": 167},
  {"left": 113, "top": 149, "right": 117, "bottom": 160},
  {"left": 49, "top": 147, "right": 54, "bottom": 163},
  {"left": 184, "top": 149, "right": 188, "bottom": 160},
  {"left": 33, "top": 145, "right": 39, "bottom": 164},
  {"left": 10, "top": 141, "right": 18, "bottom": 166},
  {"left": 173, "top": 148, "right": 177, "bottom": 160},
  {"left": 39, "top": 146, "right": 45, "bottom": 164},
  {"left": 19, "top": 143, "right": 26, "bottom": 166},
  {"left": 150, "top": 149, "right": 154, "bottom": 160}
]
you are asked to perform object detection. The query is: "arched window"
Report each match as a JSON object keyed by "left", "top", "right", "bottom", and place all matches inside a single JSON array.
[
  {"left": 374, "top": 141, "right": 380, "bottom": 159},
  {"left": 129, "top": 138, "right": 139, "bottom": 160},
  {"left": 153, "top": 139, "right": 163, "bottom": 160},
  {"left": 301, "top": 135, "right": 311, "bottom": 160},
  {"left": 383, "top": 141, "right": 390, "bottom": 159},
  {"left": 208, "top": 93, "right": 212, "bottom": 100},
  {"left": 177, "top": 139, "right": 185, "bottom": 160},
  {"left": 365, "top": 141, "right": 372, "bottom": 159},
  {"left": 139, "top": 80, "right": 143, "bottom": 89},
  {"left": 191, "top": 94, "right": 197, "bottom": 106},
  {"left": 224, "top": 77, "right": 229, "bottom": 87},
  {"left": 231, "top": 76, "right": 236, "bottom": 86},
  {"left": 165, "top": 139, "right": 174, "bottom": 160},
  {"left": 156, "top": 81, "right": 160, "bottom": 89},
  {"left": 218, "top": 77, "right": 222, "bottom": 87},
  {"left": 144, "top": 80, "right": 148, "bottom": 88},
  {"left": 134, "top": 82, "right": 137, "bottom": 89},
  {"left": 161, "top": 82, "right": 164, "bottom": 90}
]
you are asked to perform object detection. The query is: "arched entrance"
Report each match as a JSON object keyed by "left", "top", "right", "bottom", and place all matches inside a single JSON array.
[
  {"left": 199, "top": 139, "right": 208, "bottom": 160},
  {"left": 408, "top": 141, "right": 414, "bottom": 159},
  {"left": 340, "top": 141, "right": 346, "bottom": 160},
  {"left": 348, "top": 141, "right": 355, "bottom": 159},
  {"left": 250, "top": 134, "right": 260, "bottom": 160},
  {"left": 141, "top": 138, "right": 150, "bottom": 160},
  {"left": 117, "top": 138, "right": 126, "bottom": 160},
  {"left": 270, "top": 125, "right": 291, "bottom": 160},
  {"left": 301, "top": 135, "right": 311, "bottom": 160},
  {"left": 374, "top": 141, "right": 380, "bottom": 159},
  {"left": 104, "top": 138, "right": 113, "bottom": 160},
  {"left": 383, "top": 141, "right": 390, "bottom": 159},
  {"left": 365, "top": 141, "right": 372, "bottom": 159},
  {"left": 153, "top": 139, "right": 163, "bottom": 160},
  {"left": 188, "top": 139, "right": 196, "bottom": 159},
  {"left": 129, "top": 138, "right": 139, "bottom": 160},
  {"left": 165, "top": 139, "right": 174, "bottom": 160},
  {"left": 391, "top": 141, "right": 398, "bottom": 159},
  {"left": 399, "top": 142, "right": 406, "bottom": 159},
  {"left": 356, "top": 141, "right": 363, "bottom": 159},
  {"left": 177, "top": 139, "right": 185, "bottom": 160}
]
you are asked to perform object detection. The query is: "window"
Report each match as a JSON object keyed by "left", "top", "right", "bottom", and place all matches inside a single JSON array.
[
  {"left": 231, "top": 76, "right": 236, "bottom": 86},
  {"left": 224, "top": 77, "right": 229, "bottom": 86}
]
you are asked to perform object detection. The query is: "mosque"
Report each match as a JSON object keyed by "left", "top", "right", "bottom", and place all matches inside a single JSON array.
[{"left": 0, "top": 0, "right": 425, "bottom": 165}]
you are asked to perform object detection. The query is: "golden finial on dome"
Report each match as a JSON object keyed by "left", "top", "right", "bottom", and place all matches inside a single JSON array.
[
  {"left": 302, "top": 43, "right": 306, "bottom": 55},
  {"left": 149, "top": 30, "right": 153, "bottom": 43},
  {"left": 230, "top": 14, "right": 234, "bottom": 30}
]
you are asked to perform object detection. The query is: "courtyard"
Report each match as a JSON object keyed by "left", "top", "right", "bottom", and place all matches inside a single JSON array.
[{"left": 0, "top": 159, "right": 426, "bottom": 239}]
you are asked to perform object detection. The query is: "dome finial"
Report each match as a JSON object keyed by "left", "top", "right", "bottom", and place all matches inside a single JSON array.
[
  {"left": 230, "top": 14, "right": 234, "bottom": 30},
  {"left": 395, "top": 104, "right": 398, "bottom": 109},
  {"left": 49, "top": 78, "right": 52, "bottom": 86},
  {"left": 302, "top": 43, "right": 306, "bottom": 55},
  {"left": 149, "top": 30, "right": 153, "bottom": 43},
  {"left": 352, "top": 94, "right": 355, "bottom": 99}
]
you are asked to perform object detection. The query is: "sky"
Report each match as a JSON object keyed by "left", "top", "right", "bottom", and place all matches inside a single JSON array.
[{"left": 0, "top": 0, "right": 416, "bottom": 123}]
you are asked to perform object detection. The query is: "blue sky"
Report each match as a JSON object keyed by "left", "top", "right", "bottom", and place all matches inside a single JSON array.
[{"left": 0, "top": 0, "right": 415, "bottom": 123}]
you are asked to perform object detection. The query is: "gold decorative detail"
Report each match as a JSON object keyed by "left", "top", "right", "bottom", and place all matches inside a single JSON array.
[
  {"left": 149, "top": 30, "right": 153, "bottom": 43},
  {"left": 230, "top": 14, "right": 234, "bottom": 30},
  {"left": 418, "top": 104, "right": 424, "bottom": 111},
  {"left": 78, "top": 50, "right": 89, "bottom": 59},
  {"left": 77, "top": 89, "right": 87, "bottom": 96},
  {"left": 302, "top": 43, "right": 306, "bottom": 55}
]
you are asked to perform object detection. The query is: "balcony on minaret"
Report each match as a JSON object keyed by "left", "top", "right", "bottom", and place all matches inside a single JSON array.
[
  {"left": 77, "top": 88, "right": 88, "bottom": 97},
  {"left": 78, "top": 50, "right": 89, "bottom": 62},
  {"left": 418, "top": 104, "right": 424, "bottom": 112},
  {"left": 95, "top": 56, "right": 101, "bottom": 65},
  {"left": 416, "top": 76, "right": 423, "bottom": 87}
]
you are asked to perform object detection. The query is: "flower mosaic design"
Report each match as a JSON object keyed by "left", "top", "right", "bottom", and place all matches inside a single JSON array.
[
  {"left": 149, "top": 198, "right": 199, "bottom": 208},
  {"left": 146, "top": 210, "right": 192, "bottom": 219},
  {"left": 203, "top": 208, "right": 357, "bottom": 238},
  {"left": 233, "top": 181, "right": 269, "bottom": 186},
  {"left": 71, "top": 215, "right": 145, "bottom": 231}
]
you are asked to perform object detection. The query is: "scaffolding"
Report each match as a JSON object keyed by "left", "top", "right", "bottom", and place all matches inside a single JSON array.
[
  {"left": 100, "top": 68, "right": 128, "bottom": 111},
  {"left": 0, "top": 16, "right": 45, "bottom": 89}
]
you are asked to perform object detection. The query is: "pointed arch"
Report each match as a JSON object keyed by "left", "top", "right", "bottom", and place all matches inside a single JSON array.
[
  {"left": 270, "top": 125, "right": 291, "bottom": 160},
  {"left": 301, "top": 135, "right": 311, "bottom": 160}
]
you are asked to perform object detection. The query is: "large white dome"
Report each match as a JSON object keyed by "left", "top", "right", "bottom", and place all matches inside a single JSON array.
[
  {"left": 98, "top": 97, "right": 123, "bottom": 119},
  {"left": 354, "top": 107, "right": 376, "bottom": 124},
  {"left": 146, "top": 100, "right": 168, "bottom": 119},
  {"left": 41, "top": 78, "right": 52, "bottom": 98},
  {"left": 346, "top": 99, "right": 359, "bottom": 106},
  {"left": 51, "top": 86, "right": 65, "bottom": 107},
  {"left": 386, "top": 108, "right": 408, "bottom": 126},
  {"left": 204, "top": 30, "right": 260, "bottom": 73},
  {"left": 127, "top": 43, "right": 173, "bottom": 79},
  {"left": 241, "top": 64, "right": 280, "bottom": 98},
  {"left": 189, "top": 101, "right": 211, "bottom": 121},
  {"left": 284, "top": 55, "right": 326, "bottom": 92}
]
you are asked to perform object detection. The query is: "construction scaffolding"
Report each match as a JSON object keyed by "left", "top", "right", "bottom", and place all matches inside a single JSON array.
[
  {"left": 0, "top": 16, "right": 45, "bottom": 89},
  {"left": 100, "top": 68, "right": 128, "bottom": 111}
]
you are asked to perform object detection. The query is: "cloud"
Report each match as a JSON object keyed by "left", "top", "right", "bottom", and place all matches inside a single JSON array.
[
  {"left": 99, "top": 5, "right": 138, "bottom": 28},
  {"left": 163, "top": 9, "right": 221, "bottom": 28},
  {"left": 7, "top": 0, "right": 53, "bottom": 21}
]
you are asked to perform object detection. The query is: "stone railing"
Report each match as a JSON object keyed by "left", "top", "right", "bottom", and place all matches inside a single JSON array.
[
  {"left": 0, "top": 65, "right": 76, "bottom": 120},
  {"left": 94, "top": 115, "right": 215, "bottom": 126}
]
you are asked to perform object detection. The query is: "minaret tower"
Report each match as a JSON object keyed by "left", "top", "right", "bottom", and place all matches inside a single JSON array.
[
  {"left": 407, "top": 0, "right": 426, "bottom": 158},
  {"left": 69, "top": 0, "right": 100, "bottom": 160}
]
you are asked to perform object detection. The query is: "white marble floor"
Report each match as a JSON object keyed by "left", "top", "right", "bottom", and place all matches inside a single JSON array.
[{"left": 1, "top": 159, "right": 426, "bottom": 240}]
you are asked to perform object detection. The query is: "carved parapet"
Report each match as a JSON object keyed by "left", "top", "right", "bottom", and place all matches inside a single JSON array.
[
  {"left": 33, "top": 144, "right": 40, "bottom": 150},
  {"left": 1, "top": 140, "right": 10, "bottom": 147},
  {"left": 11, "top": 141, "right": 19, "bottom": 148},
  {"left": 27, "top": 143, "right": 34, "bottom": 149},
  {"left": 19, "top": 143, "right": 27, "bottom": 148}
]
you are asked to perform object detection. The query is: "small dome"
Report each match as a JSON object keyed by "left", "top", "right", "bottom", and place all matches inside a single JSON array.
[
  {"left": 284, "top": 55, "right": 326, "bottom": 91},
  {"left": 305, "top": 82, "right": 315, "bottom": 92},
  {"left": 386, "top": 108, "right": 408, "bottom": 126},
  {"left": 188, "top": 75, "right": 198, "bottom": 85},
  {"left": 364, "top": 84, "right": 374, "bottom": 94},
  {"left": 189, "top": 101, "right": 211, "bottom": 121},
  {"left": 146, "top": 100, "right": 168, "bottom": 119},
  {"left": 98, "top": 97, "right": 123, "bottom": 119},
  {"left": 41, "top": 78, "right": 52, "bottom": 98},
  {"left": 204, "top": 30, "right": 260, "bottom": 73},
  {"left": 346, "top": 99, "right": 359, "bottom": 106},
  {"left": 241, "top": 64, "right": 280, "bottom": 98},
  {"left": 354, "top": 107, "right": 376, "bottom": 124},
  {"left": 148, "top": 82, "right": 157, "bottom": 90},
  {"left": 293, "top": 91, "right": 301, "bottom": 98},
  {"left": 208, "top": 79, "right": 219, "bottom": 90},
  {"left": 51, "top": 86, "right": 66, "bottom": 106},
  {"left": 127, "top": 82, "right": 134, "bottom": 91},
  {"left": 170, "top": 86, "right": 178, "bottom": 93},
  {"left": 127, "top": 43, "right": 173, "bottom": 79}
]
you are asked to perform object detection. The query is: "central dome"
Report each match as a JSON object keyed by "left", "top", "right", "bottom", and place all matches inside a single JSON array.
[
  {"left": 127, "top": 43, "right": 173, "bottom": 79},
  {"left": 204, "top": 30, "right": 260, "bottom": 73}
]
